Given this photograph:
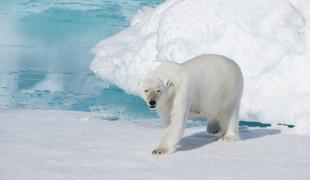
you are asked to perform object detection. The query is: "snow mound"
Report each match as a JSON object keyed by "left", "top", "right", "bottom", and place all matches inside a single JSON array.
[{"left": 90, "top": 0, "right": 310, "bottom": 131}]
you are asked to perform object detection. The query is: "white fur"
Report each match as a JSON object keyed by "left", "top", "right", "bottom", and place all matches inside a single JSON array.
[{"left": 139, "top": 54, "right": 243, "bottom": 154}]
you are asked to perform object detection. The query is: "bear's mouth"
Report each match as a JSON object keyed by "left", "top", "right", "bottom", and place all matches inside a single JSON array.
[{"left": 148, "top": 105, "right": 156, "bottom": 110}]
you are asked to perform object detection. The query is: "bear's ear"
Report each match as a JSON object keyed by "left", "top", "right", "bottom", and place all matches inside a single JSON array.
[{"left": 166, "top": 79, "right": 173, "bottom": 87}]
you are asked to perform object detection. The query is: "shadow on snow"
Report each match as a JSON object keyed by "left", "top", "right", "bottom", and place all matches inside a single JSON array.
[{"left": 179, "top": 126, "right": 281, "bottom": 151}]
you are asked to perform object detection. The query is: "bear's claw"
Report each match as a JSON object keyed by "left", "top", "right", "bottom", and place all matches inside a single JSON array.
[{"left": 152, "top": 148, "right": 168, "bottom": 155}]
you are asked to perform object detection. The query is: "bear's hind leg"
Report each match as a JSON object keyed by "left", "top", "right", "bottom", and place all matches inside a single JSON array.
[
  {"left": 221, "top": 107, "right": 240, "bottom": 142},
  {"left": 207, "top": 119, "right": 221, "bottom": 134}
]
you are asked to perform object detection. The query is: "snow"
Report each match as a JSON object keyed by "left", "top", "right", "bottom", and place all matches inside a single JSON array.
[
  {"left": 0, "top": 109, "right": 309, "bottom": 180},
  {"left": 90, "top": 0, "right": 310, "bottom": 132},
  {"left": 291, "top": 111, "right": 310, "bottom": 136}
]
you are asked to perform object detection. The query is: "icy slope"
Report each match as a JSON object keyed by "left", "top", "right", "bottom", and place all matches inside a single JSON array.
[
  {"left": 1, "top": 109, "right": 310, "bottom": 180},
  {"left": 91, "top": 0, "right": 310, "bottom": 131}
]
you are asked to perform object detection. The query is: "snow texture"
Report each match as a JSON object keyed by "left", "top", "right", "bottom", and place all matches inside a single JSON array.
[
  {"left": 0, "top": 109, "right": 309, "bottom": 180},
  {"left": 90, "top": 0, "right": 310, "bottom": 133}
]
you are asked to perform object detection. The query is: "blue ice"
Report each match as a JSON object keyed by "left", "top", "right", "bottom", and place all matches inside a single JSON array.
[{"left": 0, "top": 0, "right": 163, "bottom": 118}]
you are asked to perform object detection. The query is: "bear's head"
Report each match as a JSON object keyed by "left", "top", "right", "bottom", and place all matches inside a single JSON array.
[{"left": 139, "top": 77, "right": 173, "bottom": 110}]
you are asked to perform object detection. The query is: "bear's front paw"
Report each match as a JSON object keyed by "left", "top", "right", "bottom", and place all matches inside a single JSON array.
[
  {"left": 152, "top": 146, "right": 176, "bottom": 155},
  {"left": 152, "top": 148, "right": 168, "bottom": 155}
]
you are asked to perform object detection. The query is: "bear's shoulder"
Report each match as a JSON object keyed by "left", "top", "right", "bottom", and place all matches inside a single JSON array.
[{"left": 149, "top": 61, "right": 182, "bottom": 76}]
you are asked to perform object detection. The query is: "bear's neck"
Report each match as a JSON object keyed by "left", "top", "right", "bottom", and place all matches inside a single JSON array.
[{"left": 158, "top": 88, "right": 175, "bottom": 108}]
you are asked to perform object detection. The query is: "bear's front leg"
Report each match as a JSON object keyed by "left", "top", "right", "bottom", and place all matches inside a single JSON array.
[
  {"left": 152, "top": 91, "right": 190, "bottom": 155},
  {"left": 157, "top": 106, "right": 172, "bottom": 128},
  {"left": 152, "top": 113, "right": 187, "bottom": 154}
]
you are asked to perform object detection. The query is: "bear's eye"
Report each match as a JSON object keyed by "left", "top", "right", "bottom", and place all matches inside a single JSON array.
[
  {"left": 156, "top": 89, "right": 161, "bottom": 93},
  {"left": 144, "top": 89, "right": 148, "bottom": 93}
]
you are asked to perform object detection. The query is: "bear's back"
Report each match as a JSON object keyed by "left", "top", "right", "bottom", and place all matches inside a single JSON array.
[
  {"left": 147, "top": 54, "right": 243, "bottom": 91},
  {"left": 181, "top": 54, "right": 242, "bottom": 81}
]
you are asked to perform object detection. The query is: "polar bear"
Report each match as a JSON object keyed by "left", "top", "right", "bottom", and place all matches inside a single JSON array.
[{"left": 139, "top": 54, "right": 243, "bottom": 154}]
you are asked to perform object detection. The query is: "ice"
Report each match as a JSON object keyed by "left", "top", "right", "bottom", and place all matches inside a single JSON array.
[
  {"left": 1, "top": 109, "right": 310, "bottom": 180},
  {"left": 0, "top": 0, "right": 163, "bottom": 114},
  {"left": 91, "top": 0, "right": 310, "bottom": 131}
]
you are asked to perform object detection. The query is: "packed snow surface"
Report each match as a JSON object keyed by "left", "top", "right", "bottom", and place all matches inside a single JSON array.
[
  {"left": 91, "top": 0, "right": 310, "bottom": 133},
  {"left": 0, "top": 109, "right": 309, "bottom": 180}
]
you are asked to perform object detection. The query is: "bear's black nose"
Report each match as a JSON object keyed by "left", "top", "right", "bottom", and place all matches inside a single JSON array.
[{"left": 149, "top": 99, "right": 156, "bottom": 106}]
